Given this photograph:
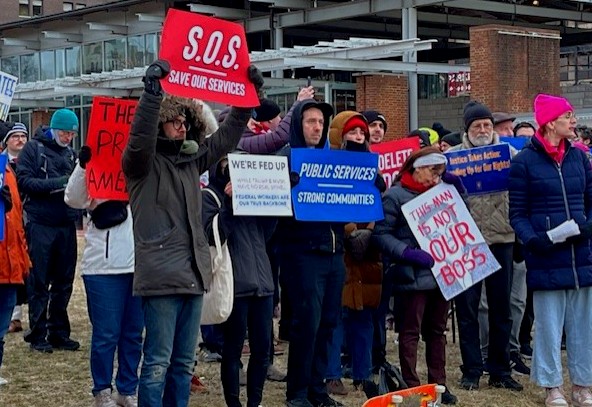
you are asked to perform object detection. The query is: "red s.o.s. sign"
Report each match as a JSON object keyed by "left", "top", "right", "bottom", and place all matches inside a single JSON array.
[{"left": 159, "top": 9, "right": 259, "bottom": 107}]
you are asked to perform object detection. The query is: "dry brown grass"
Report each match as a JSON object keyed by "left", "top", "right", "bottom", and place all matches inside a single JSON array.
[{"left": 0, "top": 238, "right": 566, "bottom": 406}]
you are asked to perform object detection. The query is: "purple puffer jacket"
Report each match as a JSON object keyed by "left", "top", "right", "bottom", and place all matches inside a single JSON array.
[{"left": 237, "top": 101, "right": 299, "bottom": 154}]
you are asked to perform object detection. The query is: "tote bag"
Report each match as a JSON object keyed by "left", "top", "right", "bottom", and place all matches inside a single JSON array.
[{"left": 201, "top": 189, "right": 234, "bottom": 325}]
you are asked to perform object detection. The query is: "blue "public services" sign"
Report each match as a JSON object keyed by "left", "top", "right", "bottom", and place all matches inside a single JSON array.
[
  {"left": 444, "top": 144, "right": 512, "bottom": 195},
  {"left": 290, "top": 149, "right": 384, "bottom": 222}
]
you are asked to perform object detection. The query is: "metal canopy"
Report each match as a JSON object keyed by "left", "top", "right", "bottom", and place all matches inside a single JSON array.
[{"left": 13, "top": 36, "right": 464, "bottom": 101}]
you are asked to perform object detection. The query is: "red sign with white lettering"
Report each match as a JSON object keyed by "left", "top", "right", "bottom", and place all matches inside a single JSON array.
[
  {"left": 86, "top": 96, "right": 137, "bottom": 201},
  {"left": 370, "top": 137, "right": 421, "bottom": 188},
  {"left": 159, "top": 9, "right": 259, "bottom": 107}
]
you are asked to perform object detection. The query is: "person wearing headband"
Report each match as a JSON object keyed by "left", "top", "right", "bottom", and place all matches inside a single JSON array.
[{"left": 373, "top": 147, "right": 463, "bottom": 405}]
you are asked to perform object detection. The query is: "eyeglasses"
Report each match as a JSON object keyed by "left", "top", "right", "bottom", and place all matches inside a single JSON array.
[
  {"left": 59, "top": 130, "right": 77, "bottom": 138},
  {"left": 559, "top": 112, "right": 577, "bottom": 120},
  {"left": 168, "top": 119, "right": 191, "bottom": 131},
  {"left": 9, "top": 134, "right": 27, "bottom": 140}
]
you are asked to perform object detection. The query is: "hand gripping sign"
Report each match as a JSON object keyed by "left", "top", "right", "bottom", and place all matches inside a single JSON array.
[
  {"left": 159, "top": 9, "right": 259, "bottom": 107},
  {"left": 86, "top": 97, "right": 137, "bottom": 201}
]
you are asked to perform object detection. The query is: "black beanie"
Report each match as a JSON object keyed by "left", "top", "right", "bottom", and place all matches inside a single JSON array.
[
  {"left": 441, "top": 131, "right": 462, "bottom": 147},
  {"left": 463, "top": 101, "right": 493, "bottom": 131},
  {"left": 254, "top": 98, "right": 281, "bottom": 122},
  {"left": 432, "top": 122, "right": 451, "bottom": 139},
  {"left": 361, "top": 110, "right": 388, "bottom": 133}
]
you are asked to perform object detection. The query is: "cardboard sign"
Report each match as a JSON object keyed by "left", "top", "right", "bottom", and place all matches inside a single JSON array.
[
  {"left": 402, "top": 183, "right": 501, "bottom": 300},
  {"left": 228, "top": 153, "right": 292, "bottom": 216},
  {"left": 370, "top": 137, "right": 421, "bottom": 188},
  {"left": 85, "top": 97, "right": 137, "bottom": 200},
  {"left": 159, "top": 9, "right": 258, "bottom": 107},
  {"left": 445, "top": 144, "right": 511, "bottom": 195},
  {"left": 0, "top": 70, "right": 18, "bottom": 121},
  {"left": 290, "top": 149, "right": 383, "bottom": 222},
  {"left": 500, "top": 136, "right": 528, "bottom": 151},
  {"left": 0, "top": 154, "right": 7, "bottom": 241}
]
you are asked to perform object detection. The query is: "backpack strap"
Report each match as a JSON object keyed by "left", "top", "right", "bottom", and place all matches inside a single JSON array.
[
  {"left": 203, "top": 187, "right": 222, "bottom": 209},
  {"left": 35, "top": 140, "right": 48, "bottom": 180}
]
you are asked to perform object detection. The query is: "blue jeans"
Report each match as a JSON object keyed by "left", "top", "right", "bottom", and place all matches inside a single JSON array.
[
  {"left": 84, "top": 274, "right": 143, "bottom": 396},
  {"left": 0, "top": 285, "right": 17, "bottom": 369},
  {"left": 532, "top": 287, "right": 592, "bottom": 387},
  {"left": 326, "top": 310, "right": 345, "bottom": 380},
  {"left": 344, "top": 308, "right": 374, "bottom": 381},
  {"left": 138, "top": 294, "right": 203, "bottom": 407}
]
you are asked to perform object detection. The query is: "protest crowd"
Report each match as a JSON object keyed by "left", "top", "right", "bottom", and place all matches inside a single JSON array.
[{"left": 2, "top": 13, "right": 592, "bottom": 407}]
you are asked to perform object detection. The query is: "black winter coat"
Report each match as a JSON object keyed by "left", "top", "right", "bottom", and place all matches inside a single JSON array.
[
  {"left": 202, "top": 161, "right": 276, "bottom": 298},
  {"left": 16, "top": 127, "right": 78, "bottom": 226}
]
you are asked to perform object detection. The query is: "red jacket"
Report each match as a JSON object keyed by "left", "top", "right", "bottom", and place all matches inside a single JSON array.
[{"left": 0, "top": 165, "right": 31, "bottom": 284}]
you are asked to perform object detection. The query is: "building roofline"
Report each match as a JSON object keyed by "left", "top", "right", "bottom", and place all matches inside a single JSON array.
[{"left": 0, "top": 0, "right": 155, "bottom": 32}]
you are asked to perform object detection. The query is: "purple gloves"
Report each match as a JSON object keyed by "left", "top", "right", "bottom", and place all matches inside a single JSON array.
[
  {"left": 441, "top": 171, "right": 466, "bottom": 195},
  {"left": 401, "top": 247, "right": 435, "bottom": 268}
]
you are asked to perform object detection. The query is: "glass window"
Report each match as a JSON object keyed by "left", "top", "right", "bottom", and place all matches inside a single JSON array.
[
  {"left": 82, "top": 42, "right": 102, "bottom": 74},
  {"left": 1, "top": 56, "right": 19, "bottom": 77},
  {"left": 104, "top": 38, "right": 126, "bottom": 71},
  {"left": 127, "top": 35, "right": 145, "bottom": 68},
  {"left": 32, "top": 0, "right": 42, "bottom": 16},
  {"left": 76, "top": 3, "right": 85, "bottom": 9},
  {"left": 56, "top": 48, "right": 65, "bottom": 78},
  {"left": 20, "top": 53, "right": 40, "bottom": 83},
  {"left": 40, "top": 50, "right": 55, "bottom": 80},
  {"left": 19, "top": 0, "right": 30, "bottom": 17},
  {"left": 145, "top": 33, "right": 158, "bottom": 65},
  {"left": 63, "top": 2, "right": 73, "bottom": 11},
  {"left": 65, "top": 46, "right": 81, "bottom": 76}
]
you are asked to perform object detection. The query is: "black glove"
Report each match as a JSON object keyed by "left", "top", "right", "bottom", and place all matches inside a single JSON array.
[
  {"left": 525, "top": 234, "right": 553, "bottom": 255},
  {"left": 142, "top": 59, "right": 171, "bottom": 96},
  {"left": 375, "top": 174, "right": 386, "bottom": 193},
  {"left": 1, "top": 185, "right": 12, "bottom": 213},
  {"left": 78, "top": 146, "right": 92, "bottom": 169},
  {"left": 289, "top": 171, "right": 300, "bottom": 188},
  {"left": 56, "top": 175, "right": 70, "bottom": 188},
  {"left": 248, "top": 64, "right": 265, "bottom": 97},
  {"left": 566, "top": 222, "right": 592, "bottom": 244}
]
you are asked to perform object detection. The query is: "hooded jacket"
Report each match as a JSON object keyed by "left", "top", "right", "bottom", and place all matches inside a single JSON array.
[
  {"left": 276, "top": 99, "right": 345, "bottom": 253},
  {"left": 328, "top": 111, "right": 370, "bottom": 150},
  {"left": 16, "top": 126, "right": 78, "bottom": 226},
  {"left": 201, "top": 156, "right": 276, "bottom": 298},
  {"left": 509, "top": 135, "right": 592, "bottom": 291},
  {"left": 122, "top": 91, "right": 251, "bottom": 297},
  {"left": 0, "top": 165, "right": 31, "bottom": 285},
  {"left": 447, "top": 131, "right": 516, "bottom": 245}
]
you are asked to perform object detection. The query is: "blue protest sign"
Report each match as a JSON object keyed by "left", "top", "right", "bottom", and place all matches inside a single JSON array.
[
  {"left": 500, "top": 136, "right": 528, "bottom": 151},
  {"left": 290, "top": 149, "right": 383, "bottom": 222},
  {"left": 0, "top": 154, "right": 7, "bottom": 241},
  {"left": 445, "top": 144, "right": 511, "bottom": 195}
]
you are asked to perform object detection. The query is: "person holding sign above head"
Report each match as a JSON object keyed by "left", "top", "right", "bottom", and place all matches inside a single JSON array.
[
  {"left": 509, "top": 94, "right": 592, "bottom": 407},
  {"left": 325, "top": 111, "right": 385, "bottom": 399},
  {"left": 121, "top": 59, "right": 264, "bottom": 407},
  {"left": 202, "top": 153, "right": 277, "bottom": 407},
  {"left": 275, "top": 99, "right": 347, "bottom": 407},
  {"left": 17, "top": 108, "right": 80, "bottom": 354},
  {"left": 0, "top": 123, "right": 31, "bottom": 386},
  {"left": 64, "top": 147, "right": 142, "bottom": 407},
  {"left": 373, "top": 147, "right": 461, "bottom": 405},
  {"left": 239, "top": 87, "right": 314, "bottom": 155},
  {"left": 447, "top": 101, "right": 523, "bottom": 392}
]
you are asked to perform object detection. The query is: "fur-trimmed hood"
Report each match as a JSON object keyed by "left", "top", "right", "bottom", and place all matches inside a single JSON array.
[{"left": 159, "top": 95, "right": 219, "bottom": 143}]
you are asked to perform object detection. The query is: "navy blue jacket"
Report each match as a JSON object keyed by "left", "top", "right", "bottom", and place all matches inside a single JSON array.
[
  {"left": 509, "top": 135, "right": 592, "bottom": 291},
  {"left": 16, "top": 127, "right": 78, "bottom": 226}
]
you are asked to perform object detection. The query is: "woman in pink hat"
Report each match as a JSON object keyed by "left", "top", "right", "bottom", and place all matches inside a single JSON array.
[{"left": 509, "top": 94, "right": 592, "bottom": 407}]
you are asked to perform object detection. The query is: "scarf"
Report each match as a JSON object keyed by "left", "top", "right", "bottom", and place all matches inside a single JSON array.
[
  {"left": 534, "top": 130, "right": 566, "bottom": 165},
  {"left": 400, "top": 171, "right": 431, "bottom": 194}
]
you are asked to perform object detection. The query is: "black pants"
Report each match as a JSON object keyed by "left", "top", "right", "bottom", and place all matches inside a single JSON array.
[
  {"left": 455, "top": 242, "right": 513, "bottom": 379},
  {"left": 25, "top": 222, "right": 77, "bottom": 344},
  {"left": 372, "top": 264, "right": 394, "bottom": 368},
  {"left": 519, "top": 287, "right": 534, "bottom": 348},
  {"left": 221, "top": 295, "right": 273, "bottom": 407},
  {"left": 281, "top": 251, "right": 345, "bottom": 402}
]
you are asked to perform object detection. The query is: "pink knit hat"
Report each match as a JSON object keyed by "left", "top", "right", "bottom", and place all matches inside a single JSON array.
[{"left": 534, "top": 94, "right": 574, "bottom": 127}]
